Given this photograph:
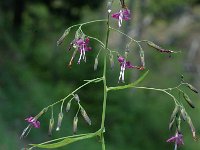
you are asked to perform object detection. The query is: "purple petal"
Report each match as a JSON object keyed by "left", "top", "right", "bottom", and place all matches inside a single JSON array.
[
  {"left": 112, "top": 12, "right": 120, "bottom": 19},
  {"left": 76, "top": 39, "right": 84, "bottom": 45},
  {"left": 85, "top": 38, "right": 90, "bottom": 44},
  {"left": 112, "top": 9, "right": 131, "bottom": 21},
  {"left": 25, "top": 116, "right": 35, "bottom": 123},
  {"left": 25, "top": 116, "right": 40, "bottom": 128},
  {"left": 32, "top": 121, "right": 40, "bottom": 128},
  {"left": 125, "top": 61, "right": 134, "bottom": 68},
  {"left": 118, "top": 56, "right": 125, "bottom": 63},
  {"left": 166, "top": 136, "right": 177, "bottom": 143},
  {"left": 85, "top": 47, "right": 92, "bottom": 51}
]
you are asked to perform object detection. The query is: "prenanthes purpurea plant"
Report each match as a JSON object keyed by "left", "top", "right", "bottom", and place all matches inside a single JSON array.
[{"left": 21, "top": 0, "right": 199, "bottom": 150}]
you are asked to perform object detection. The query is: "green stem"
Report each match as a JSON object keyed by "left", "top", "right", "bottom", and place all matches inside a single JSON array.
[
  {"left": 100, "top": 12, "right": 110, "bottom": 150},
  {"left": 108, "top": 85, "right": 180, "bottom": 106},
  {"left": 35, "top": 77, "right": 103, "bottom": 119},
  {"left": 68, "top": 19, "right": 107, "bottom": 30}
]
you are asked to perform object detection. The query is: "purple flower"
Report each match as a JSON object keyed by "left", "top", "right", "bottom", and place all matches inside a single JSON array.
[
  {"left": 118, "top": 56, "right": 144, "bottom": 82},
  {"left": 25, "top": 116, "right": 40, "bottom": 128},
  {"left": 167, "top": 132, "right": 184, "bottom": 150},
  {"left": 74, "top": 37, "right": 92, "bottom": 64},
  {"left": 112, "top": 9, "right": 131, "bottom": 27}
]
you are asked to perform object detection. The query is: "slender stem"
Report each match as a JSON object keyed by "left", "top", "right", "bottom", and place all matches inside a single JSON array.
[
  {"left": 110, "top": 26, "right": 138, "bottom": 43},
  {"left": 68, "top": 19, "right": 107, "bottom": 30},
  {"left": 34, "top": 77, "right": 103, "bottom": 119},
  {"left": 100, "top": 12, "right": 111, "bottom": 150}
]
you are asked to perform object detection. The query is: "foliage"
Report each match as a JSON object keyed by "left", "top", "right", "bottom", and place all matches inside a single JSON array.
[{"left": 0, "top": 0, "right": 199, "bottom": 150}]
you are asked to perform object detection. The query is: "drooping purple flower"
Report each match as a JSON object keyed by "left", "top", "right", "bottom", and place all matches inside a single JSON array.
[
  {"left": 118, "top": 56, "right": 144, "bottom": 82},
  {"left": 167, "top": 132, "right": 184, "bottom": 150},
  {"left": 25, "top": 116, "right": 40, "bottom": 128},
  {"left": 112, "top": 9, "right": 131, "bottom": 27},
  {"left": 74, "top": 37, "right": 92, "bottom": 64},
  {"left": 20, "top": 116, "right": 40, "bottom": 139}
]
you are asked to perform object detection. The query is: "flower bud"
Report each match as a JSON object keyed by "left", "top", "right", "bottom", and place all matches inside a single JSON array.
[
  {"left": 57, "top": 28, "right": 70, "bottom": 46},
  {"left": 186, "top": 83, "right": 198, "bottom": 94},
  {"left": 74, "top": 94, "right": 80, "bottom": 102},
  {"left": 109, "top": 55, "right": 114, "bottom": 69},
  {"left": 147, "top": 41, "right": 173, "bottom": 53},
  {"left": 73, "top": 116, "right": 78, "bottom": 134},
  {"left": 170, "top": 106, "right": 179, "bottom": 122},
  {"left": 48, "top": 118, "right": 54, "bottom": 136},
  {"left": 66, "top": 101, "right": 71, "bottom": 112},
  {"left": 107, "top": 1, "right": 112, "bottom": 13},
  {"left": 139, "top": 50, "right": 145, "bottom": 68},
  {"left": 94, "top": 57, "right": 98, "bottom": 71},
  {"left": 80, "top": 108, "right": 91, "bottom": 125},
  {"left": 169, "top": 117, "right": 175, "bottom": 131},
  {"left": 56, "top": 112, "right": 63, "bottom": 131},
  {"left": 187, "top": 116, "right": 196, "bottom": 140},
  {"left": 183, "top": 93, "right": 195, "bottom": 108},
  {"left": 180, "top": 108, "right": 186, "bottom": 121}
]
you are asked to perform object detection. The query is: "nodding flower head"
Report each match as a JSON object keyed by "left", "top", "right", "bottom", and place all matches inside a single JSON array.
[
  {"left": 112, "top": 9, "right": 131, "bottom": 27},
  {"left": 74, "top": 37, "right": 92, "bottom": 64},
  {"left": 25, "top": 116, "right": 40, "bottom": 128},
  {"left": 167, "top": 132, "right": 184, "bottom": 150},
  {"left": 118, "top": 56, "right": 144, "bottom": 83}
]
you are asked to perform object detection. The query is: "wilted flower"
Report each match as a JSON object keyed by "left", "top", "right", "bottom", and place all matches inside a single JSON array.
[
  {"left": 25, "top": 116, "right": 40, "bottom": 128},
  {"left": 167, "top": 132, "right": 184, "bottom": 150},
  {"left": 118, "top": 56, "right": 144, "bottom": 82},
  {"left": 112, "top": 9, "right": 131, "bottom": 27},
  {"left": 73, "top": 37, "right": 92, "bottom": 64}
]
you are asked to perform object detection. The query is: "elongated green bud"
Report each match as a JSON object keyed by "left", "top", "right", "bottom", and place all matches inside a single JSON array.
[
  {"left": 57, "top": 28, "right": 70, "bottom": 46},
  {"left": 74, "top": 94, "right": 80, "bottom": 102},
  {"left": 109, "top": 55, "right": 114, "bottom": 69},
  {"left": 94, "top": 57, "right": 98, "bottom": 71},
  {"left": 48, "top": 118, "right": 54, "bottom": 136},
  {"left": 139, "top": 50, "right": 145, "bottom": 68},
  {"left": 66, "top": 101, "right": 71, "bottom": 112},
  {"left": 56, "top": 112, "right": 63, "bottom": 131},
  {"left": 80, "top": 108, "right": 91, "bottom": 125},
  {"left": 147, "top": 41, "right": 174, "bottom": 53},
  {"left": 186, "top": 83, "right": 198, "bottom": 94},
  {"left": 180, "top": 108, "right": 187, "bottom": 121},
  {"left": 73, "top": 116, "right": 78, "bottom": 134},
  {"left": 170, "top": 106, "right": 179, "bottom": 122},
  {"left": 183, "top": 93, "right": 195, "bottom": 108},
  {"left": 187, "top": 116, "right": 196, "bottom": 140},
  {"left": 169, "top": 117, "right": 175, "bottom": 131}
]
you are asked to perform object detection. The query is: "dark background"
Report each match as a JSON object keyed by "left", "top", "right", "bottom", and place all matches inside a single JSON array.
[{"left": 0, "top": 0, "right": 200, "bottom": 149}]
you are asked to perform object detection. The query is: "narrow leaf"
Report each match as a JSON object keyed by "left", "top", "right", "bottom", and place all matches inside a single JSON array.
[
  {"left": 108, "top": 70, "right": 149, "bottom": 91},
  {"left": 31, "top": 131, "right": 100, "bottom": 148}
]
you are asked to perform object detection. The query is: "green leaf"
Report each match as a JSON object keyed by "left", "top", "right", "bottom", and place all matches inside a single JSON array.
[
  {"left": 108, "top": 70, "right": 149, "bottom": 91},
  {"left": 30, "top": 130, "right": 101, "bottom": 149}
]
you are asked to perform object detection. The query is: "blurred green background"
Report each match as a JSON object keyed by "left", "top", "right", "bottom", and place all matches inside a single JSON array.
[{"left": 0, "top": 0, "right": 200, "bottom": 149}]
